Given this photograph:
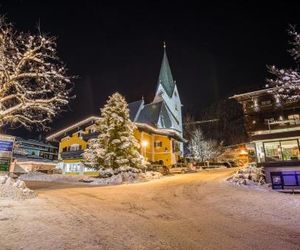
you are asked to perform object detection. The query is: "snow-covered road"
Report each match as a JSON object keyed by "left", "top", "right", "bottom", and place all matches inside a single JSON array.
[{"left": 0, "top": 168, "right": 300, "bottom": 250}]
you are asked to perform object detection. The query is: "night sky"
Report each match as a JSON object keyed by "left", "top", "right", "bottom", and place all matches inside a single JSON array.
[{"left": 1, "top": 0, "right": 300, "bottom": 137}]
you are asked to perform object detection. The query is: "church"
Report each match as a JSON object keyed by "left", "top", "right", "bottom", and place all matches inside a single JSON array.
[{"left": 47, "top": 45, "right": 185, "bottom": 173}]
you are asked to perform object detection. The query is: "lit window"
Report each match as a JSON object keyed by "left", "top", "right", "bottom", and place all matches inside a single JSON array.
[
  {"left": 281, "top": 140, "right": 299, "bottom": 161},
  {"left": 288, "top": 114, "right": 300, "bottom": 120},
  {"left": 70, "top": 144, "right": 80, "bottom": 151},
  {"left": 261, "top": 100, "right": 272, "bottom": 106},
  {"left": 264, "top": 142, "right": 282, "bottom": 162}
]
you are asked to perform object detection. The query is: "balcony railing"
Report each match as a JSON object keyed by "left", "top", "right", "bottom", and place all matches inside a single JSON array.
[{"left": 60, "top": 150, "right": 84, "bottom": 159}]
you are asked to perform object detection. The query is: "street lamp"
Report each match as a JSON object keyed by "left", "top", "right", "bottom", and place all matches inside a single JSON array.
[{"left": 141, "top": 140, "right": 148, "bottom": 157}]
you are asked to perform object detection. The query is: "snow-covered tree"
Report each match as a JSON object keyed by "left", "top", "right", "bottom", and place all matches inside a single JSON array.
[
  {"left": 267, "top": 26, "right": 300, "bottom": 103},
  {"left": 83, "top": 92, "right": 146, "bottom": 170},
  {"left": 0, "top": 17, "right": 72, "bottom": 130},
  {"left": 188, "top": 128, "right": 221, "bottom": 162}
]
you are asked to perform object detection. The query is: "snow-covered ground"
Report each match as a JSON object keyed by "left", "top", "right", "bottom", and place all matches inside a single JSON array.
[
  {"left": 0, "top": 168, "right": 299, "bottom": 250},
  {"left": 0, "top": 176, "right": 36, "bottom": 200},
  {"left": 19, "top": 170, "right": 162, "bottom": 185}
]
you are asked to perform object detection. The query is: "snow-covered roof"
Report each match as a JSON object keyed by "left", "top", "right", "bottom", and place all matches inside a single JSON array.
[
  {"left": 46, "top": 114, "right": 185, "bottom": 143},
  {"left": 230, "top": 87, "right": 277, "bottom": 100},
  {"left": 46, "top": 116, "right": 100, "bottom": 142},
  {"left": 135, "top": 122, "right": 186, "bottom": 142}
]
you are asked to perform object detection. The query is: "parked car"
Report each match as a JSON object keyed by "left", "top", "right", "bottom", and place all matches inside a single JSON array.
[
  {"left": 169, "top": 164, "right": 197, "bottom": 174},
  {"left": 223, "top": 160, "right": 239, "bottom": 168}
]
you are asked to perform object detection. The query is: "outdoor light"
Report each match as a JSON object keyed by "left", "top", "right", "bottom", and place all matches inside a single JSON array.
[
  {"left": 240, "top": 149, "right": 248, "bottom": 155},
  {"left": 141, "top": 140, "right": 148, "bottom": 147}
]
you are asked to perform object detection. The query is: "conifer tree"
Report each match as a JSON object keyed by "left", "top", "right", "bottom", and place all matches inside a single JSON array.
[{"left": 83, "top": 92, "right": 146, "bottom": 170}]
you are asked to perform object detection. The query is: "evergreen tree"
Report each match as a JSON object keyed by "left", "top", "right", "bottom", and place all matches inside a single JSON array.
[{"left": 83, "top": 92, "right": 146, "bottom": 170}]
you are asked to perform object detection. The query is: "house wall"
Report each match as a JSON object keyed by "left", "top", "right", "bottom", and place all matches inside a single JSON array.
[
  {"left": 59, "top": 133, "right": 87, "bottom": 159},
  {"left": 57, "top": 126, "right": 179, "bottom": 172},
  {"left": 134, "top": 129, "right": 178, "bottom": 166}
]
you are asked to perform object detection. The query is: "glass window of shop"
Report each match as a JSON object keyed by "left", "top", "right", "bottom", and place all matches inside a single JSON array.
[
  {"left": 263, "top": 140, "right": 300, "bottom": 162},
  {"left": 264, "top": 141, "right": 282, "bottom": 162},
  {"left": 281, "top": 140, "right": 300, "bottom": 161}
]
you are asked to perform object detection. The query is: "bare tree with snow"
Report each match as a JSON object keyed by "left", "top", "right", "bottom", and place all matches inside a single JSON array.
[
  {"left": 0, "top": 17, "right": 73, "bottom": 130},
  {"left": 188, "top": 128, "right": 222, "bottom": 162},
  {"left": 267, "top": 26, "right": 300, "bottom": 103}
]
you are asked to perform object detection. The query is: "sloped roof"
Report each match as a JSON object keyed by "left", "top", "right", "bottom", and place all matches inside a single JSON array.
[
  {"left": 159, "top": 102, "right": 173, "bottom": 129},
  {"left": 46, "top": 116, "right": 100, "bottom": 142},
  {"left": 136, "top": 101, "right": 163, "bottom": 126},
  {"left": 128, "top": 99, "right": 144, "bottom": 121},
  {"left": 157, "top": 47, "right": 175, "bottom": 97}
]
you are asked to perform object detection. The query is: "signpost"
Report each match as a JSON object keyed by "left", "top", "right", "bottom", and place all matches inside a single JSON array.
[{"left": 0, "top": 134, "right": 15, "bottom": 172}]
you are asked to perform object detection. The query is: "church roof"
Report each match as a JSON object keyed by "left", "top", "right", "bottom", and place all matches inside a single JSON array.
[
  {"left": 135, "top": 101, "right": 163, "bottom": 126},
  {"left": 128, "top": 99, "right": 144, "bottom": 121},
  {"left": 157, "top": 46, "right": 176, "bottom": 97},
  {"left": 128, "top": 100, "right": 173, "bottom": 129}
]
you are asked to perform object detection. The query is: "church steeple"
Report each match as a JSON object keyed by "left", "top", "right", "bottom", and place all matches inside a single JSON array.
[{"left": 157, "top": 42, "right": 175, "bottom": 97}]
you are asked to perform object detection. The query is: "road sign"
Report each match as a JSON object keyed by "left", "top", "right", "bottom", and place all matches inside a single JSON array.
[{"left": 0, "top": 134, "right": 15, "bottom": 171}]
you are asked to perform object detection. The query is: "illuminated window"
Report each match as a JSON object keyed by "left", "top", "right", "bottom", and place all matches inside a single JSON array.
[
  {"left": 288, "top": 114, "right": 300, "bottom": 120},
  {"left": 154, "top": 141, "right": 162, "bottom": 148},
  {"left": 70, "top": 144, "right": 80, "bottom": 151},
  {"left": 264, "top": 140, "right": 300, "bottom": 162},
  {"left": 264, "top": 142, "right": 282, "bottom": 161},
  {"left": 281, "top": 140, "right": 299, "bottom": 161},
  {"left": 261, "top": 100, "right": 272, "bottom": 106}
]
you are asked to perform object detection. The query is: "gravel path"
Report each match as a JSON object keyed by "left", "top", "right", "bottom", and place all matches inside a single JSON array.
[{"left": 0, "top": 168, "right": 299, "bottom": 250}]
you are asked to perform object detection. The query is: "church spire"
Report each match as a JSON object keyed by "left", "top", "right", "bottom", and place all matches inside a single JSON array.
[{"left": 157, "top": 42, "right": 175, "bottom": 97}]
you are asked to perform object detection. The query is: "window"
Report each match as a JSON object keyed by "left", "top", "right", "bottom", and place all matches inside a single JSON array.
[
  {"left": 281, "top": 140, "right": 299, "bottom": 161},
  {"left": 261, "top": 100, "right": 272, "bottom": 106},
  {"left": 154, "top": 141, "right": 162, "bottom": 148},
  {"left": 263, "top": 140, "right": 300, "bottom": 162},
  {"left": 288, "top": 114, "right": 300, "bottom": 120},
  {"left": 264, "top": 142, "right": 282, "bottom": 161},
  {"left": 70, "top": 144, "right": 80, "bottom": 151},
  {"left": 175, "top": 104, "right": 178, "bottom": 111}
]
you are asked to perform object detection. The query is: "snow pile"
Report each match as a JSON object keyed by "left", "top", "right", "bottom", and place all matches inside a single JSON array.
[
  {"left": 89, "top": 168, "right": 162, "bottom": 185},
  {"left": 91, "top": 167, "right": 140, "bottom": 185},
  {"left": 138, "top": 171, "right": 162, "bottom": 181},
  {"left": 0, "top": 175, "right": 36, "bottom": 200},
  {"left": 18, "top": 168, "right": 162, "bottom": 186},
  {"left": 228, "top": 165, "right": 266, "bottom": 185},
  {"left": 19, "top": 171, "right": 89, "bottom": 183}
]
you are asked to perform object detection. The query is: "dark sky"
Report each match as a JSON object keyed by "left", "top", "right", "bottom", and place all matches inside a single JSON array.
[{"left": 1, "top": 0, "right": 300, "bottom": 137}]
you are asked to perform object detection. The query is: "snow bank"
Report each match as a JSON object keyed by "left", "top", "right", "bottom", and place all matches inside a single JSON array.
[
  {"left": 19, "top": 169, "right": 162, "bottom": 186},
  {"left": 228, "top": 165, "right": 266, "bottom": 186},
  {"left": 0, "top": 175, "right": 36, "bottom": 200},
  {"left": 19, "top": 171, "right": 89, "bottom": 183},
  {"left": 89, "top": 168, "right": 162, "bottom": 185},
  {"left": 138, "top": 171, "right": 162, "bottom": 181}
]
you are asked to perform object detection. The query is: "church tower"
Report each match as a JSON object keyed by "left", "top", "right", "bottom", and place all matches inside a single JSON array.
[{"left": 153, "top": 43, "right": 183, "bottom": 136}]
